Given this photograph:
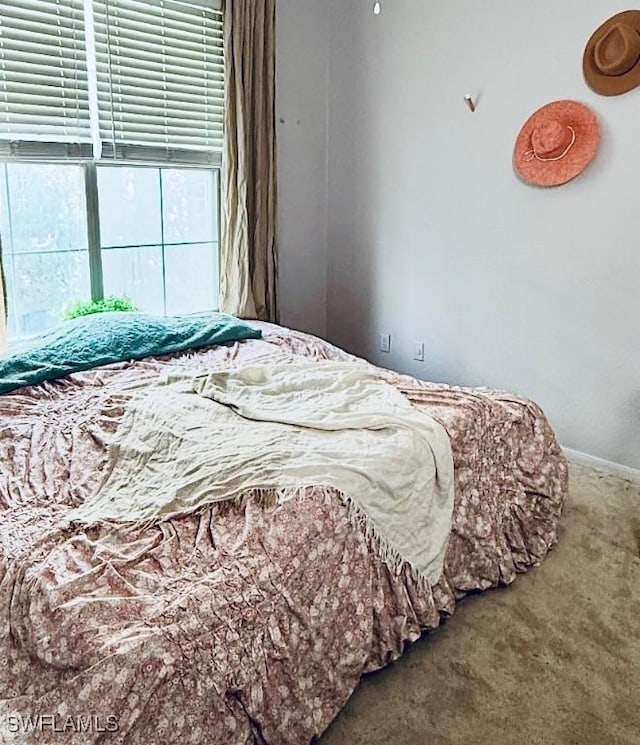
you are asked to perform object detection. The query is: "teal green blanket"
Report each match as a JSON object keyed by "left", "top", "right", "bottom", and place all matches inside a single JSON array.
[{"left": 0, "top": 311, "right": 262, "bottom": 395}]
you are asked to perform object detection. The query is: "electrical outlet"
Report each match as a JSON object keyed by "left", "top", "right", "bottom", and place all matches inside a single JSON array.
[
  {"left": 379, "top": 333, "right": 391, "bottom": 353},
  {"left": 413, "top": 341, "right": 425, "bottom": 362}
]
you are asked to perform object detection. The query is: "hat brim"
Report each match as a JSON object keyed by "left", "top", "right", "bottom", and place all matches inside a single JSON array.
[
  {"left": 583, "top": 10, "right": 640, "bottom": 95},
  {"left": 513, "top": 100, "right": 600, "bottom": 187}
]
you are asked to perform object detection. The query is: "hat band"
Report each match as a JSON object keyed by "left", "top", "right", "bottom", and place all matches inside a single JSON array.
[{"left": 524, "top": 126, "right": 576, "bottom": 162}]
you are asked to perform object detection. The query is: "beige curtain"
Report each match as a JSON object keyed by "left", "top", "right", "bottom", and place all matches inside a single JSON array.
[{"left": 219, "top": 0, "right": 278, "bottom": 322}]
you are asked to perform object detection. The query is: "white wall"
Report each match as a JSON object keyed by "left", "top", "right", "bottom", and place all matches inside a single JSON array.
[
  {"left": 326, "top": 0, "right": 640, "bottom": 469},
  {"left": 276, "top": 0, "right": 329, "bottom": 338}
]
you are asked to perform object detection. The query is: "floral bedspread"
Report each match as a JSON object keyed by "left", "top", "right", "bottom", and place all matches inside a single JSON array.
[{"left": 0, "top": 323, "right": 568, "bottom": 744}]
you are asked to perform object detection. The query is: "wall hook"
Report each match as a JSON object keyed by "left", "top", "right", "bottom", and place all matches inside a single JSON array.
[{"left": 464, "top": 94, "right": 476, "bottom": 113}]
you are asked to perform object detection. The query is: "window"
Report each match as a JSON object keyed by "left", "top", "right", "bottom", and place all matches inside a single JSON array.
[{"left": 0, "top": 0, "right": 224, "bottom": 340}]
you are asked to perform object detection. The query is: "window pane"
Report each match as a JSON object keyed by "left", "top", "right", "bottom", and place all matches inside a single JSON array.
[
  {"left": 165, "top": 242, "right": 218, "bottom": 316},
  {"left": 1, "top": 163, "right": 87, "bottom": 253},
  {"left": 97, "top": 166, "right": 161, "bottom": 248},
  {"left": 96, "top": 164, "right": 219, "bottom": 318},
  {"left": 6, "top": 250, "right": 91, "bottom": 338},
  {"left": 162, "top": 169, "right": 217, "bottom": 245},
  {"left": 0, "top": 163, "right": 90, "bottom": 342},
  {"left": 101, "top": 245, "right": 164, "bottom": 315}
]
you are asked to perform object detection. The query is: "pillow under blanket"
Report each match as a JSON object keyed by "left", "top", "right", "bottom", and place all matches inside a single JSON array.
[{"left": 0, "top": 311, "right": 262, "bottom": 395}]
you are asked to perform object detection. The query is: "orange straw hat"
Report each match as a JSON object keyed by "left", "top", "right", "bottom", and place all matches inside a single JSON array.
[
  {"left": 583, "top": 10, "right": 640, "bottom": 96},
  {"left": 513, "top": 100, "right": 600, "bottom": 187}
]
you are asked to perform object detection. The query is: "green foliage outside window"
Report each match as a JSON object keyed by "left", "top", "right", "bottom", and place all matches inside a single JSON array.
[{"left": 63, "top": 296, "right": 138, "bottom": 320}]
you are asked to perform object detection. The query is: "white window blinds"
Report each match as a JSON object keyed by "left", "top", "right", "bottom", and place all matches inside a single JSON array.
[
  {"left": 95, "top": 0, "right": 224, "bottom": 164},
  {"left": 0, "top": 0, "right": 223, "bottom": 164},
  {"left": 0, "top": 0, "right": 92, "bottom": 155}
]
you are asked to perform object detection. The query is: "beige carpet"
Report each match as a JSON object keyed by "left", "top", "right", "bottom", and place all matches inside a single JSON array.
[{"left": 321, "top": 464, "right": 640, "bottom": 745}]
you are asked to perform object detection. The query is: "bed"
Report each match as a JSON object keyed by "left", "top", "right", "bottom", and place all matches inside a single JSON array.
[{"left": 0, "top": 318, "right": 568, "bottom": 744}]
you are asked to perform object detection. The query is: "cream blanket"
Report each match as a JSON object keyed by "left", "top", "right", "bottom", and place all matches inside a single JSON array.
[{"left": 72, "top": 361, "right": 455, "bottom": 584}]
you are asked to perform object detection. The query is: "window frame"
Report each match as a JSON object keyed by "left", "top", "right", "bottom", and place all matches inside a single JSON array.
[
  {"left": 0, "top": 0, "right": 225, "bottom": 339},
  {"left": 1, "top": 157, "right": 222, "bottom": 340}
]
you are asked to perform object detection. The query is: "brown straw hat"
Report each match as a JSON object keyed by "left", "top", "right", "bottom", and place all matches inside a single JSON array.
[
  {"left": 583, "top": 10, "right": 640, "bottom": 95},
  {"left": 513, "top": 100, "right": 600, "bottom": 187}
]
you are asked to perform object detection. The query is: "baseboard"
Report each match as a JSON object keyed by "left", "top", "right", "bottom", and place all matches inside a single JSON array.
[{"left": 563, "top": 447, "right": 640, "bottom": 486}]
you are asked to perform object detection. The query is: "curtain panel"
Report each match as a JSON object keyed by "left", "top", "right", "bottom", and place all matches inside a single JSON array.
[{"left": 219, "top": 0, "right": 278, "bottom": 322}]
